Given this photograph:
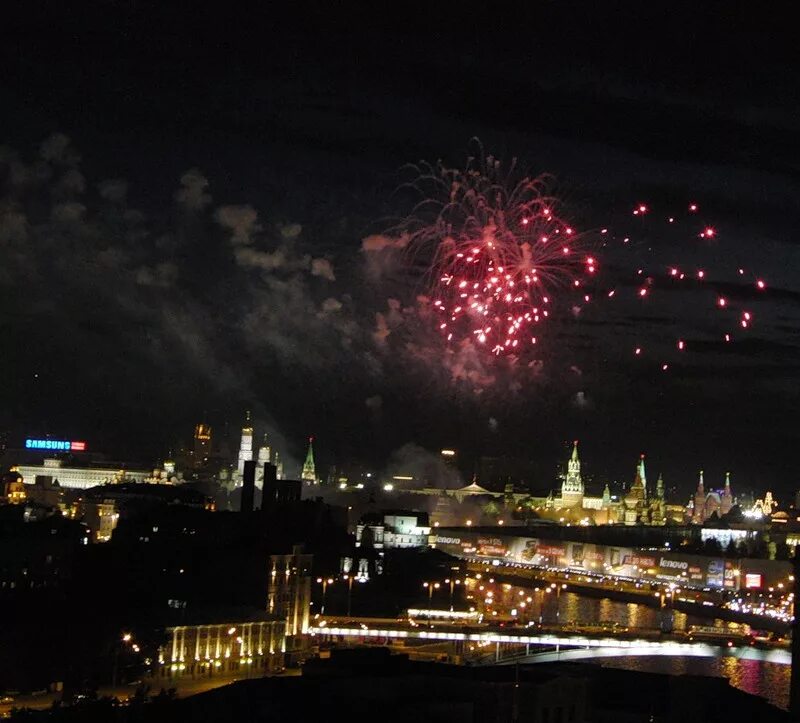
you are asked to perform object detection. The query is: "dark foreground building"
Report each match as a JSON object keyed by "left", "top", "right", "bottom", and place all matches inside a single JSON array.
[
  {"left": 19, "top": 648, "right": 787, "bottom": 723},
  {"left": 174, "top": 650, "right": 790, "bottom": 723}
]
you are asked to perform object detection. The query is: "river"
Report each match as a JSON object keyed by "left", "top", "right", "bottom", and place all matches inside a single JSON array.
[{"left": 549, "top": 590, "right": 789, "bottom": 710}]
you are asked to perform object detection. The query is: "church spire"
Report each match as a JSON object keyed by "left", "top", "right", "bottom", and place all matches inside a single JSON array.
[
  {"left": 698, "top": 469, "right": 705, "bottom": 491},
  {"left": 571, "top": 440, "right": 579, "bottom": 462},
  {"left": 301, "top": 436, "right": 317, "bottom": 483}
]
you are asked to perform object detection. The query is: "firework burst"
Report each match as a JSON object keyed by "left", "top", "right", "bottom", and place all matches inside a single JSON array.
[
  {"left": 389, "top": 145, "right": 769, "bottom": 371},
  {"left": 395, "top": 151, "right": 598, "bottom": 355}
]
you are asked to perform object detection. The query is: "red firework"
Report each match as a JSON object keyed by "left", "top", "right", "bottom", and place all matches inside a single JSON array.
[
  {"left": 392, "top": 147, "right": 769, "bottom": 368},
  {"left": 397, "top": 153, "right": 597, "bottom": 355}
]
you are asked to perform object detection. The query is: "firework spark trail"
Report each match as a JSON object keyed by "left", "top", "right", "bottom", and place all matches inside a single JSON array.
[
  {"left": 391, "top": 148, "right": 768, "bottom": 370},
  {"left": 395, "top": 155, "right": 601, "bottom": 355}
]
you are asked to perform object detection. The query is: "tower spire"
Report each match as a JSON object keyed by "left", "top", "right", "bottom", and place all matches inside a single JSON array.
[
  {"left": 301, "top": 436, "right": 317, "bottom": 484},
  {"left": 236, "top": 410, "right": 254, "bottom": 476},
  {"left": 561, "top": 438, "right": 584, "bottom": 505}
]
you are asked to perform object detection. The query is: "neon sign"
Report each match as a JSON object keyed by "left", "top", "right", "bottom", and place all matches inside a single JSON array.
[{"left": 25, "top": 439, "right": 87, "bottom": 452}]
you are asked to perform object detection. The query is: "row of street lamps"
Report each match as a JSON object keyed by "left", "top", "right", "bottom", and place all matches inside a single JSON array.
[
  {"left": 422, "top": 577, "right": 462, "bottom": 611},
  {"left": 316, "top": 574, "right": 365, "bottom": 616}
]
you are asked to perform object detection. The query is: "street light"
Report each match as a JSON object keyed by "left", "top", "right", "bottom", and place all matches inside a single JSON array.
[
  {"left": 444, "top": 578, "right": 462, "bottom": 612},
  {"left": 113, "top": 632, "right": 135, "bottom": 687},
  {"left": 550, "top": 583, "right": 567, "bottom": 623},
  {"left": 342, "top": 574, "right": 355, "bottom": 617},
  {"left": 422, "top": 581, "right": 441, "bottom": 606},
  {"left": 316, "top": 577, "right": 335, "bottom": 615}
]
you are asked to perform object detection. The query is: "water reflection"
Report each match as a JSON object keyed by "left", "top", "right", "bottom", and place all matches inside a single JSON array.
[
  {"left": 546, "top": 591, "right": 788, "bottom": 710},
  {"left": 599, "top": 656, "right": 789, "bottom": 711},
  {"left": 552, "top": 591, "right": 726, "bottom": 631}
]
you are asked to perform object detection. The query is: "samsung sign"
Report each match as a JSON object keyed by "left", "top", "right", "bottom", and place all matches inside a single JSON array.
[{"left": 25, "top": 439, "right": 87, "bottom": 452}]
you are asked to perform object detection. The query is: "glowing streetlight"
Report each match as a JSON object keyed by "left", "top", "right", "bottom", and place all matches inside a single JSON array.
[
  {"left": 342, "top": 574, "right": 355, "bottom": 617},
  {"left": 444, "top": 578, "right": 462, "bottom": 611},
  {"left": 316, "top": 577, "right": 335, "bottom": 615},
  {"left": 422, "top": 581, "right": 441, "bottom": 605}
]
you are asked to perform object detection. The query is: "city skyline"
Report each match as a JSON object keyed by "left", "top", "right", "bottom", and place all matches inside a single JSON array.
[
  {"left": 2, "top": 5, "right": 799, "bottom": 493},
  {"left": 3, "top": 418, "right": 782, "bottom": 505},
  {"left": 3, "top": 4, "right": 800, "bottom": 718}
]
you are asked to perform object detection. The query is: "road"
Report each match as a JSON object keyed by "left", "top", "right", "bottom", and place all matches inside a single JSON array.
[
  {"left": 462, "top": 561, "right": 791, "bottom": 633},
  {"left": 311, "top": 614, "right": 789, "bottom": 659}
]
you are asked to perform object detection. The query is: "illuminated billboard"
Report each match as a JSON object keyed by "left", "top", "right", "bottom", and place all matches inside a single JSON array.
[
  {"left": 745, "top": 573, "right": 762, "bottom": 589},
  {"left": 25, "top": 439, "right": 87, "bottom": 452},
  {"left": 432, "top": 529, "right": 740, "bottom": 591}
]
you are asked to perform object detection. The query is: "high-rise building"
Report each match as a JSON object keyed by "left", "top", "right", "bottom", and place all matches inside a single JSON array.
[
  {"left": 560, "top": 440, "right": 584, "bottom": 507},
  {"left": 301, "top": 436, "right": 317, "bottom": 484},
  {"left": 237, "top": 411, "right": 254, "bottom": 477},
  {"left": 193, "top": 423, "right": 212, "bottom": 467},
  {"left": 267, "top": 545, "right": 312, "bottom": 639}
]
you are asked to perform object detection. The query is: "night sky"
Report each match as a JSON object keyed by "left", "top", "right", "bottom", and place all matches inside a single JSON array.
[{"left": 2, "top": 2, "right": 799, "bottom": 498}]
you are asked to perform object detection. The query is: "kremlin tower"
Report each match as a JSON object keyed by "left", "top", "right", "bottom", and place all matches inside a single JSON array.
[
  {"left": 301, "top": 436, "right": 317, "bottom": 484},
  {"left": 623, "top": 455, "right": 647, "bottom": 525},
  {"left": 560, "top": 441, "right": 584, "bottom": 507}
]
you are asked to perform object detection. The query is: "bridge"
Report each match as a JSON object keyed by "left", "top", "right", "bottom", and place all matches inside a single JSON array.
[{"left": 309, "top": 623, "right": 790, "bottom": 666}]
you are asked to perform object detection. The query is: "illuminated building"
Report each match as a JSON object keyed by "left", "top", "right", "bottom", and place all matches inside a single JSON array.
[
  {"left": 431, "top": 527, "right": 792, "bottom": 593},
  {"left": 236, "top": 411, "right": 254, "bottom": 478},
  {"left": 745, "top": 491, "right": 777, "bottom": 520},
  {"left": 15, "top": 458, "right": 149, "bottom": 490},
  {"left": 73, "top": 498, "right": 118, "bottom": 542},
  {"left": 721, "top": 472, "right": 734, "bottom": 516},
  {"left": 301, "top": 436, "right": 317, "bottom": 484},
  {"left": 549, "top": 442, "right": 615, "bottom": 521},
  {"left": 623, "top": 456, "right": 647, "bottom": 525},
  {"left": 691, "top": 471, "right": 736, "bottom": 524},
  {"left": 267, "top": 545, "right": 312, "bottom": 638},
  {"left": 560, "top": 441, "right": 584, "bottom": 507},
  {"left": 1, "top": 472, "right": 26, "bottom": 504},
  {"left": 193, "top": 423, "right": 212, "bottom": 467},
  {"left": 356, "top": 511, "right": 431, "bottom": 550},
  {"left": 155, "top": 620, "right": 286, "bottom": 681},
  {"left": 692, "top": 470, "right": 706, "bottom": 524},
  {"left": 648, "top": 473, "right": 666, "bottom": 526},
  {"left": 255, "top": 434, "right": 271, "bottom": 487}
]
